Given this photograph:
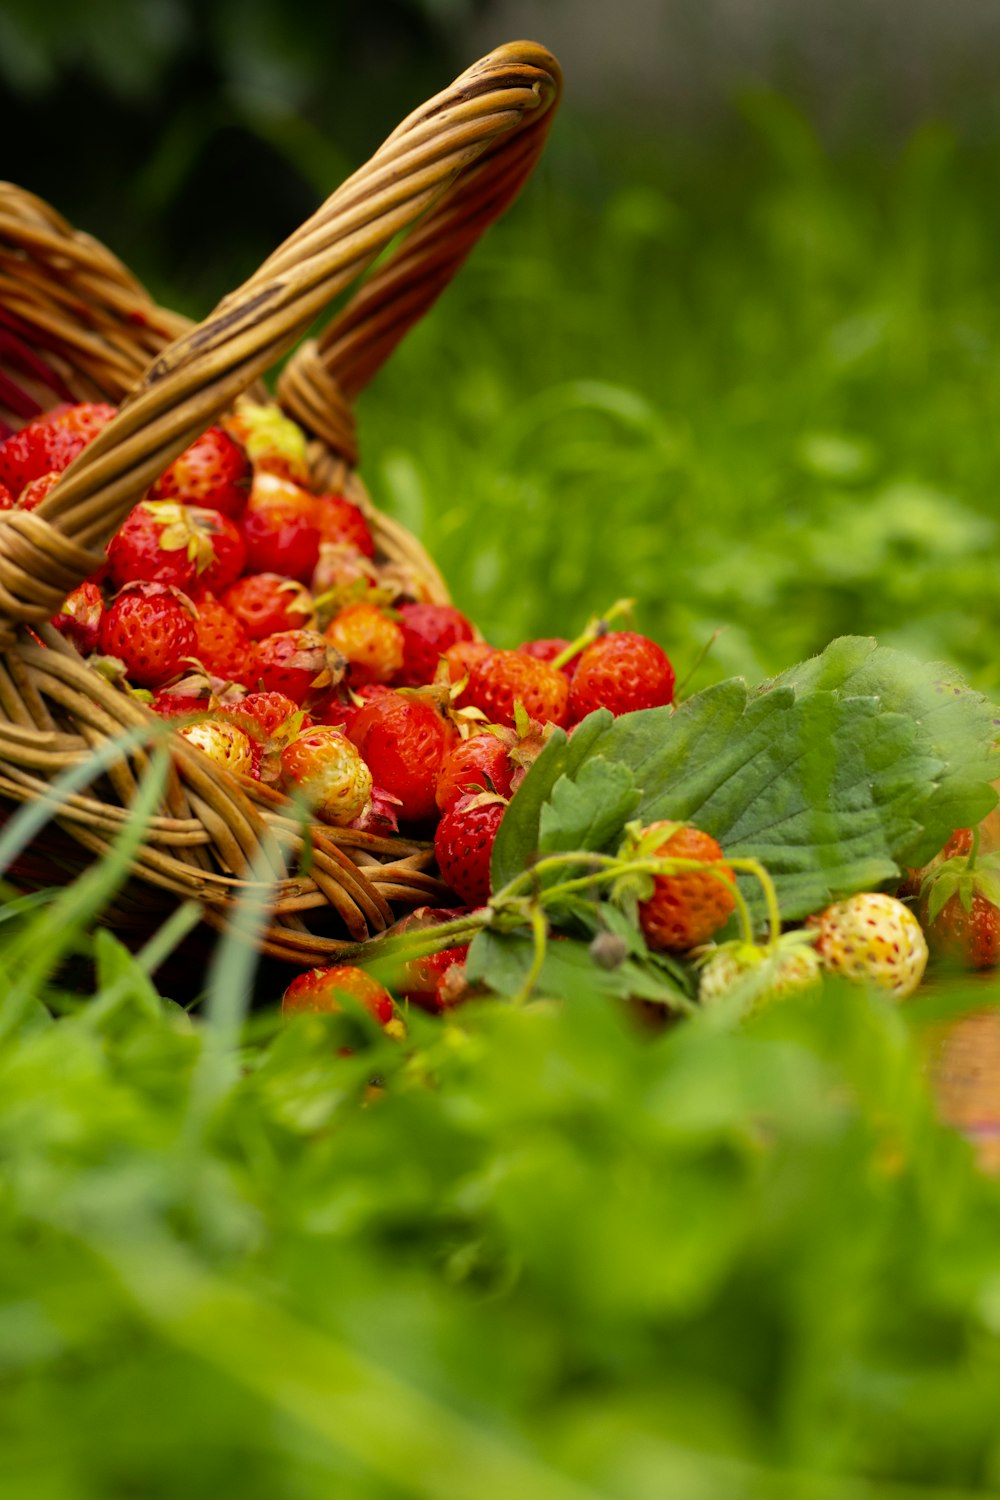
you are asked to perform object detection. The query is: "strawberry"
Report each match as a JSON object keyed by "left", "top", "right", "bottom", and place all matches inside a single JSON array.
[
  {"left": 0, "top": 401, "right": 115, "bottom": 497},
  {"left": 325, "top": 600, "right": 405, "bottom": 685},
  {"left": 918, "top": 839, "right": 1000, "bottom": 970},
  {"left": 223, "top": 397, "right": 311, "bottom": 484},
  {"left": 518, "top": 636, "right": 578, "bottom": 678},
  {"left": 254, "top": 629, "right": 343, "bottom": 705},
  {"left": 149, "top": 690, "right": 213, "bottom": 720},
  {"left": 397, "top": 945, "right": 471, "bottom": 1012},
  {"left": 623, "top": 821, "right": 736, "bottom": 952},
  {"left": 809, "top": 892, "right": 928, "bottom": 999},
  {"left": 239, "top": 471, "right": 321, "bottom": 583},
  {"left": 698, "top": 932, "right": 822, "bottom": 1010},
  {"left": 313, "top": 683, "right": 392, "bottom": 736},
  {"left": 281, "top": 964, "right": 395, "bottom": 1025},
  {"left": 463, "top": 649, "right": 569, "bottom": 729},
  {"left": 51, "top": 579, "right": 104, "bottom": 655},
  {"left": 395, "top": 602, "right": 475, "bottom": 687},
  {"left": 568, "top": 631, "right": 675, "bottom": 722},
  {"left": 433, "top": 792, "right": 508, "bottom": 908},
  {"left": 224, "top": 690, "right": 308, "bottom": 741},
  {"left": 148, "top": 424, "right": 250, "bottom": 520},
  {"left": 442, "top": 638, "right": 494, "bottom": 688},
  {"left": 221, "top": 572, "right": 316, "bottom": 640},
  {"left": 435, "top": 731, "right": 514, "bottom": 813},
  {"left": 0, "top": 482, "right": 13, "bottom": 509},
  {"left": 348, "top": 690, "right": 456, "bottom": 823},
  {"left": 279, "top": 725, "right": 373, "bottom": 826},
  {"left": 107, "top": 502, "right": 245, "bottom": 595},
  {"left": 189, "top": 593, "right": 258, "bottom": 686},
  {"left": 98, "top": 582, "right": 197, "bottom": 689},
  {"left": 315, "top": 492, "right": 376, "bottom": 558},
  {"left": 16, "top": 469, "right": 63, "bottom": 511},
  {"left": 176, "top": 718, "right": 256, "bottom": 779}
]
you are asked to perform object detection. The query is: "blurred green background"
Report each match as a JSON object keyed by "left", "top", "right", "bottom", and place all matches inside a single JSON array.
[
  {"left": 8, "top": 0, "right": 1000, "bottom": 691},
  {"left": 8, "top": 12, "right": 1000, "bottom": 1497}
]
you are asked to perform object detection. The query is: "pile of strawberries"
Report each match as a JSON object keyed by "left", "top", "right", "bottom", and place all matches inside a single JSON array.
[{"left": 2, "top": 397, "right": 993, "bottom": 1026}]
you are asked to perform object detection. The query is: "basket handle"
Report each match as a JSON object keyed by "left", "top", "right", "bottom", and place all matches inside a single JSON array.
[
  {"left": 276, "top": 44, "right": 562, "bottom": 467},
  {"left": 0, "top": 41, "right": 561, "bottom": 646}
]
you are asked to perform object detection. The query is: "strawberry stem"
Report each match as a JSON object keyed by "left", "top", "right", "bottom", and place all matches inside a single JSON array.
[
  {"left": 512, "top": 903, "right": 549, "bottom": 1005},
  {"left": 550, "top": 597, "right": 635, "bottom": 671},
  {"left": 969, "top": 826, "right": 981, "bottom": 872}
]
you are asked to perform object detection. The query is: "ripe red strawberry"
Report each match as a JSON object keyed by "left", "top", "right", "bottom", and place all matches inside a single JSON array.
[
  {"left": 433, "top": 793, "right": 507, "bottom": 907},
  {"left": 395, "top": 602, "right": 475, "bottom": 687},
  {"left": 464, "top": 649, "right": 569, "bottom": 729},
  {"left": 325, "top": 600, "right": 405, "bottom": 685},
  {"left": 221, "top": 572, "right": 316, "bottom": 640},
  {"left": 148, "top": 424, "right": 251, "bottom": 519},
  {"left": 0, "top": 401, "right": 115, "bottom": 497},
  {"left": 626, "top": 821, "right": 736, "bottom": 952},
  {"left": 176, "top": 718, "right": 256, "bottom": 779},
  {"left": 224, "top": 690, "right": 308, "bottom": 741},
  {"left": 16, "top": 469, "right": 63, "bottom": 511},
  {"left": 51, "top": 579, "right": 104, "bottom": 654},
  {"left": 518, "top": 637, "right": 577, "bottom": 677},
  {"left": 315, "top": 492, "right": 376, "bottom": 558},
  {"left": 107, "top": 502, "right": 245, "bottom": 594},
  {"left": 98, "top": 582, "right": 197, "bottom": 689},
  {"left": 435, "top": 732, "right": 514, "bottom": 813},
  {"left": 441, "top": 638, "right": 493, "bottom": 682},
  {"left": 254, "top": 629, "right": 342, "bottom": 705},
  {"left": 568, "top": 631, "right": 675, "bottom": 722},
  {"left": 239, "top": 471, "right": 321, "bottom": 582},
  {"left": 281, "top": 964, "right": 395, "bottom": 1025},
  {"left": 149, "top": 690, "right": 213, "bottom": 719},
  {"left": 279, "top": 725, "right": 373, "bottom": 826},
  {"left": 348, "top": 691, "right": 456, "bottom": 823},
  {"left": 918, "top": 839, "right": 1000, "bottom": 971},
  {"left": 190, "top": 593, "right": 259, "bottom": 686}
]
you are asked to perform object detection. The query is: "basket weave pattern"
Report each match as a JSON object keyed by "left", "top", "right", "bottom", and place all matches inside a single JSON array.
[{"left": 0, "top": 43, "right": 562, "bottom": 963}]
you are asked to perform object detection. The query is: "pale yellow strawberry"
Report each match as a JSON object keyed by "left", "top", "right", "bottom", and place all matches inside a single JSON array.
[
  {"left": 177, "top": 719, "right": 256, "bottom": 778},
  {"left": 809, "top": 892, "right": 928, "bottom": 1000}
]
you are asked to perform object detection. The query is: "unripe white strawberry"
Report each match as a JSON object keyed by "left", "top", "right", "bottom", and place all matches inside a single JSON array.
[
  {"left": 279, "top": 725, "right": 373, "bottom": 827},
  {"left": 699, "top": 933, "right": 822, "bottom": 1011},
  {"left": 809, "top": 892, "right": 928, "bottom": 1000},
  {"left": 177, "top": 719, "right": 256, "bottom": 778}
]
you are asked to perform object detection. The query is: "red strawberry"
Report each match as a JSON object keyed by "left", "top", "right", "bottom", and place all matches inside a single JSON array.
[
  {"left": 98, "top": 582, "right": 197, "bottom": 689},
  {"left": 464, "top": 649, "right": 569, "bottom": 729},
  {"left": 239, "top": 471, "right": 321, "bottom": 583},
  {"left": 221, "top": 572, "right": 316, "bottom": 640},
  {"left": 16, "top": 469, "right": 63, "bottom": 511},
  {"left": 279, "top": 725, "right": 373, "bottom": 826},
  {"left": 433, "top": 793, "right": 507, "bottom": 907},
  {"left": 568, "top": 632, "right": 675, "bottom": 721},
  {"left": 518, "top": 637, "right": 577, "bottom": 676},
  {"left": 442, "top": 638, "right": 494, "bottom": 688},
  {"left": 190, "top": 593, "right": 259, "bottom": 686},
  {"left": 435, "top": 732, "right": 514, "bottom": 813},
  {"left": 254, "top": 629, "right": 343, "bottom": 705},
  {"left": 397, "top": 945, "right": 470, "bottom": 1012},
  {"left": 395, "top": 602, "right": 475, "bottom": 687},
  {"left": 148, "top": 424, "right": 250, "bottom": 520},
  {"left": 0, "top": 401, "right": 115, "bottom": 497},
  {"left": 176, "top": 718, "right": 256, "bottom": 779},
  {"left": 313, "top": 683, "right": 392, "bottom": 736},
  {"left": 51, "top": 579, "right": 104, "bottom": 654},
  {"left": 149, "top": 690, "right": 213, "bottom": 719},
  {"left": 348, "top": 691, "right": 456, "bottom": 823},
  {"left": 224, "top": 690, "right": 308, "bottom": 741},
  {"left": 919, "top": 838, "right": 1000, "bottom": 971},
  {"left": 325, "top": 600, "right": 405, "bottom": 685},
  {"left": 626, "top": 821, "right": 736, "bottom": 952},
  {"left": 107, "top": 502, "right": 245, "bottom": 594},
  {"left": 316, "top": 492, "right": 376, "bottom": 558},
  {"left": 281, "top": 964, "right": 395, "bottom": 1025}
]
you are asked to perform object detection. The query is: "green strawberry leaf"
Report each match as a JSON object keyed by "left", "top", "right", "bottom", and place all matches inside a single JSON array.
[
  {"left": 465, "top": 928, "right": 693, "bottom": 1010},
  {"left": 538, "top": 757, "right": 641, "bottom": 859},
  {"left": 496, "top": 638, "right": 1000, "bottom": 925}
]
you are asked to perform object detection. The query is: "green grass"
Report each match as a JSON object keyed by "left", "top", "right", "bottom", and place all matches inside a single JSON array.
[{"left": 8, "top": 98, "right": 1000, "bottom": 1496}]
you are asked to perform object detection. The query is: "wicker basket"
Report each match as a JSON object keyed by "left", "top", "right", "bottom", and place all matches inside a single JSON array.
[{"left": 0, "top": 41, "right": 562, "bottom": 965}]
